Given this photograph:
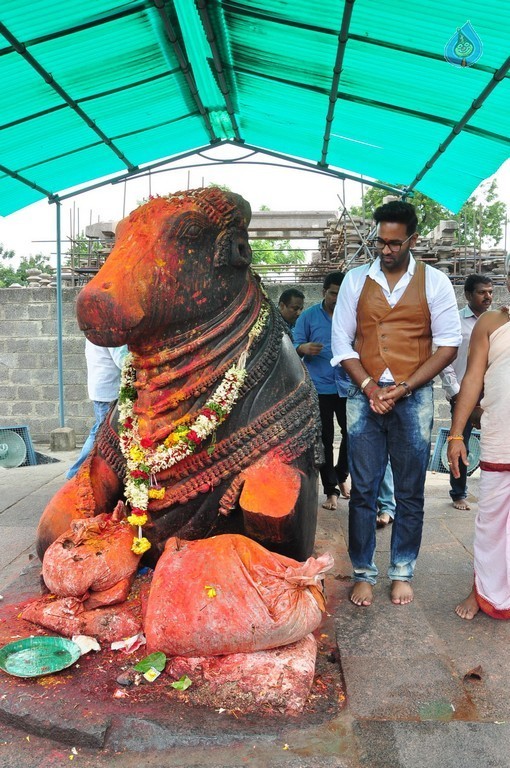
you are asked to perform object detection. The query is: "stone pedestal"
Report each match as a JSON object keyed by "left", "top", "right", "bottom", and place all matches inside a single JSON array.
[
  {"left": 50, "top": 427, "right": 76, "bottom": 451},
  {"left": 166, "top": 634, "right": 317, "bottom": 715}
]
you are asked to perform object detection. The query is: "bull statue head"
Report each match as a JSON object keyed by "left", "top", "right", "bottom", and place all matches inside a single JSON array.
[{"left": 77, "top": 187, "right": 252, "bottom": 348}]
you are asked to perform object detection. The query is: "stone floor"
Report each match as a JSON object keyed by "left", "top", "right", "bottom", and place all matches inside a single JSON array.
[{"left": 0, "top": 450, "right": 508, "bottom": 768}]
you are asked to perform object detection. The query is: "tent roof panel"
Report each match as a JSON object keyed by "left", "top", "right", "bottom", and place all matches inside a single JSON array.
[{"left": 0, "top": 0, "right": 509, "bottom": 216}]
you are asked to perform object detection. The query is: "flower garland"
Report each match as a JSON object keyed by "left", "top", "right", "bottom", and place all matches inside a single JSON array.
[{"left": 118, "top": 302, "right": 269, "bottom": 553}]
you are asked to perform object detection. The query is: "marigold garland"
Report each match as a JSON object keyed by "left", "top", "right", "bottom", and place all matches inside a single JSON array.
[
  {"left": 118, "top": 302, "right": 269, "bottom": 553},
  {"left": 132, "top": 536, "right": 152, "bottom": 555}
]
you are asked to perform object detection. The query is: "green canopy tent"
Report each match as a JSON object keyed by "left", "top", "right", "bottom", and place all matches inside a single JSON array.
[
  {"left": 2, "top": 0, "right": 510, "bottom": 214},
  {"left": 1, "top": 0, "right": 509, "bottom": 424}
]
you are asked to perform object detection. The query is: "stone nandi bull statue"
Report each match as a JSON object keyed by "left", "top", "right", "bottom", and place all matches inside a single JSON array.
[{"left": 36, "top": 188, "right": 321, "bottom": 566}]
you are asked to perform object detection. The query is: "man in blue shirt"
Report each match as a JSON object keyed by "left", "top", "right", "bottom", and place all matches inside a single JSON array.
[
  {"left": 294, "top": 272, "right": 350, "bottom": 510},
  {"left": 278, "top": 287, "right": 305, "bottom": 341}
]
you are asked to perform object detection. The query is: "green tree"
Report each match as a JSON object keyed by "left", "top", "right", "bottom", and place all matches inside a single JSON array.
[
  {"left": 0, "top": 243, "right": 15, "bottom": 261},
  {"left": 0, "top": 243, "right": 17, "bottom": 287},
  {"left": 0, "top": 247, "right": 53, "bottom": 287},
  {"left": 456, "top": 179, "right": 507, "bottom": 247},
  {"left": 250, "top": 203, "right": 305, "bottom": 265},
  {"left": 350, "top": 180, "right": 507, "bottom": 245},
  {"left": 250, "top": 237, "right": 305, "bottom": 265},
  {"left": 0, "top": 265, "right": 17, "bottom": 287},
  {"left": 16, "top": 253, "right": 53, "bottom": 284},
  {"left": 65, "top": 233, "right": 103, "bottom": 269},
  {"left": 350, "top": 188, "right": 450, "bottom": 235}
]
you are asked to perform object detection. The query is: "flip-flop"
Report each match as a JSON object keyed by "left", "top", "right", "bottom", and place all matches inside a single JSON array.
[
  {"left": 322, "top": 500, "right": 337, "bottom": 511},
  {"left": 376, "top": 513, "right": 393, "bottom": 528}
]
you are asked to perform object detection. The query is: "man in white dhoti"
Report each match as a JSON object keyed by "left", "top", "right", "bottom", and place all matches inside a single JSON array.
[{"left": 448, "top": 258, "right": 510, "bottom": 620}]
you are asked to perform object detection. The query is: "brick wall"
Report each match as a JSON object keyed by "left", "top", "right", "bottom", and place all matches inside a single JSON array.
[
  {"left": 0, "top": 287, "right": 91, "bottom": 443},
  {"left": 0, "top": 282, "right": 507, "bottom": 446}
]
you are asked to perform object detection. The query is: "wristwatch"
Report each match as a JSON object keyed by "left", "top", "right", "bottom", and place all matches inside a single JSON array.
[{"left": 397, "top": 381, "right": 412, "bottom": 398}]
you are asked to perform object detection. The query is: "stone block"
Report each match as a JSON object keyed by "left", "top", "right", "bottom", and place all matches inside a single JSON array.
[
  {"left": 41, "top": 385, "right": 60, "bottom": 401},
  {"left": 50, "top": 427, "right": 76, "bottom": 451},
  {"left": 63, "top": 369, "right": 85, "bottom": 386},
  {"left": 85, "top": 221, "right": 117, "bottom": 239},
  {"left": 0, "top": 402, "right": 14, "bottom": 418},
  {"left": 0, "top": 352, "right": 18, "bottom": 370},
  {"left": 27, "top": 304, "right": 51, "bottom": 320},
  {"left": 430, "top": 219, "right": 458, "bottom": 243},
  {"left": 41, "top": 319, "right": 59, "bottom": 336},
  {"left": 4, "top": 303, "right": 29, "bottom": 320},
  {"left": 35, "top": 401, "right": 59, "bottom": 417},
  {"left": 166, "top": 634, "right": 317, "bottom": 715},
  {"left": 11, "top": 402, "right": 35, "bottom": 417}
]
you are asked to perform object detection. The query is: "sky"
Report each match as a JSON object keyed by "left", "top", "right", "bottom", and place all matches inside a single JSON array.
[{"left": 1, "top": 147, "right": 510, "bottom": 267}]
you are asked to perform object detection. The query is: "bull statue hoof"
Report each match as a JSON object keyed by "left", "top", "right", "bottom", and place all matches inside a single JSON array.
[{"left": 36, "top": 188, "right": 322, "bottom": 565}]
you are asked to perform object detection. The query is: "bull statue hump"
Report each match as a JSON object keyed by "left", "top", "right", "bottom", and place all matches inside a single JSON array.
[{"left": 36, "top": 188, "right": 321, "bottom": 565}]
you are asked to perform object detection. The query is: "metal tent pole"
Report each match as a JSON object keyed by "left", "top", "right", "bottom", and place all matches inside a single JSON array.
[{"left": 55, "top": 199, "right": 65, "bottom": 427}]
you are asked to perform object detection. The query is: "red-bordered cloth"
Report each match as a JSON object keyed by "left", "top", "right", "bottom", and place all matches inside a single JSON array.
[
  {"left": 472, "top": 466, "right": 510, "bottom": 620},
  {"left": 479, "top": 460, "right": 510, "bottom": 472},
  {"left": 475, "top": 583, "right": 510, "bottom": 620}
]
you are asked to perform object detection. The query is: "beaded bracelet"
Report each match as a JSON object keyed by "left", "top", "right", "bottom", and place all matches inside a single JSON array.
[{"left": 446, "top": 435, "right": 464, "bottom": 442}]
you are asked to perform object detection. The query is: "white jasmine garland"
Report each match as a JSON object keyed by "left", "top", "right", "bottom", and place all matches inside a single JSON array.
[{"left": 117, "top": 302, "right": 269, "bottom": 552}]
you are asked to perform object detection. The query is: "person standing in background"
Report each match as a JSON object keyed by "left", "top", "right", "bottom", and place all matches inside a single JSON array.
[
  {"left": 440, "top": 274, "right": 493, "bottom": 510},
  {"left": 278, "top": 288, "right": 305, "bottom": 341},
  {"left": 66, "top": 340, "right": 128, "bottom": 479},
  {"left": 376, "top": 462, "right": 396, "bottom": 528},
  {"left": 294, "top": 272, "right": 350, "bottom": 511}
]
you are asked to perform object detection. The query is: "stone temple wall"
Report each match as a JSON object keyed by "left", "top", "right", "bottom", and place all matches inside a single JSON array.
[{"left": 0, "top": 282, "right": 508, "bottom": 447}]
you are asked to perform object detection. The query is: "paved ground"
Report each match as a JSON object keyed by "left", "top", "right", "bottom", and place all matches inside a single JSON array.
[{"left": 0, "top": 447, "right": 509, "bottom": 768}]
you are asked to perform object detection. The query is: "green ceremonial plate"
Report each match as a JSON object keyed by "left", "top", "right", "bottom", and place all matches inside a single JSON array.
[{"left": 0, "top": 636, "right": 81, "bottom": 678}]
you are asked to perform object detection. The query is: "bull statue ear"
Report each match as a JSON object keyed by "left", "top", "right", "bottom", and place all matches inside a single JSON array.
[{"left": 213, "top": 228, "right": 252, "bottom": 269}]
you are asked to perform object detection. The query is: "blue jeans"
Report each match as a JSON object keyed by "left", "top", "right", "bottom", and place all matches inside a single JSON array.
[
  {"left": 66, "top": 400, "right": 112, "bottom": 480},
  {"left": 347, "top": 382, "right": 434, "bottom": 584},
  {"left": 377, "top": 461, "right": 396, "bottom": 519}
]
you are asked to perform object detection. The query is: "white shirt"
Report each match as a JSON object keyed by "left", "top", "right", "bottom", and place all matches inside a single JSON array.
[
  {"left": 85, "top": 339, "right": 128, "bottom": 402},
  {"left": 439, "top": 304, "right": 478, "bottom": 400},
  {"left": 331, "top": 255, "right": 462, "bottom": 382}
]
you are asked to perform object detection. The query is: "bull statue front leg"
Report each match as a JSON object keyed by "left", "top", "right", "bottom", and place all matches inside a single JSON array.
[{"left": 36, "top": 442, "right": 123, "bottom": 560}]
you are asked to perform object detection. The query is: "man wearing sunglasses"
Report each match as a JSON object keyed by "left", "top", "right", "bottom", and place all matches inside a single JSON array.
[{"left": 331, "top": 200, "right": 461, "bottom": 608}]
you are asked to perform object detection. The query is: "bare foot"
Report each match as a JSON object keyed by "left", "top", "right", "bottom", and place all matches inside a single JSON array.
[
  {"left": 390, "top": 580, "right": 414, "bottom": 605},
  {"left": 376, "top": 512, "right": 393, "bottom": 528},
  {"left": 350, "top": 582, "right": 373, "bottom": 606},
  {"left": 322, "top": 495, "right": 338, "bottom": 511},
  {"left": 452, "top": 499, "right": 471, "bottom": 511},
  {"left": 339, "top": 481, "right": 351, "bottom": 499},
  {"left": 455, "top": 588, "right": 479, "bottom": 620}
]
